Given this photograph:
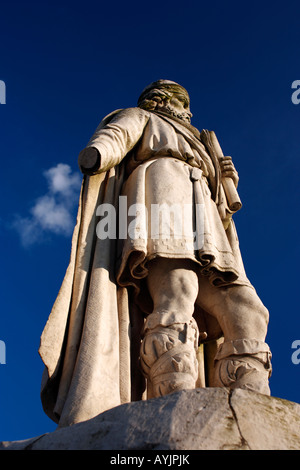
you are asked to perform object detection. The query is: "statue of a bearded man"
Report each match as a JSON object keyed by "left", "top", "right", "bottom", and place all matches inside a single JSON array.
[{"left": 39, "top": 80, "right": 272, "bottom": 427}]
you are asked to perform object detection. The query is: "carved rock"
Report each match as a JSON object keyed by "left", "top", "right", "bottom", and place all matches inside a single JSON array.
[{"left": 1, "top": 388, "right": 299, "bottom": 450}]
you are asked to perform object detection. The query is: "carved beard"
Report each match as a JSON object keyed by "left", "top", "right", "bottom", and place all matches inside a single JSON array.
[
  {"left": 138, "top": 96, "right": 192, "bottom": 123},
  {"left": 162, "top": 103, "right": 192, "bottom": 123}
]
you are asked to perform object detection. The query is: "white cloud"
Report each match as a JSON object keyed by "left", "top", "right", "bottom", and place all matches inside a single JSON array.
[
  {"left": 13, "top": 163, "right": 81, "bottom": 247},
  {"left": 44, "top": 164, "right": 81, "bottom": 198},
  {"left": 31, "top": 195, "right": 74, "bottom": 234}
]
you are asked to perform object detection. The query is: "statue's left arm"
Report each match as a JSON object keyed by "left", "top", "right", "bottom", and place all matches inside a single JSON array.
[{"left": 78, "top": 107, "right": 150, "bottom": 175}]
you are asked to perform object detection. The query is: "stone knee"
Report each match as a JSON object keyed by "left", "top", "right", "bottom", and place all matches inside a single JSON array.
[
  {"left": 140, "top": 313, "right": 199, "bottom": 398},
  {"left": 217, "top": 286, "right": 270, "bottom": 342},
  {"left": 146, "top": 258, "right": 199, "bottom": 316}
]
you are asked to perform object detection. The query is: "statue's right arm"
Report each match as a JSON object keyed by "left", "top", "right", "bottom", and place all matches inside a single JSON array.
[
  {"left": 78, "top": 147, "right": 101, "bottom": 175},
  {"left": 78, "top": 108, "right": 150, "bottom": 175}
]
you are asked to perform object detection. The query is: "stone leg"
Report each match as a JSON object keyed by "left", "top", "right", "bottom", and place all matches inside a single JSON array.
[
  {"left": 141, "top": 258, "right": 199, "bottom": 398},
  {"left": 195, "top": 275, "right": 272, "bottom": 394}
]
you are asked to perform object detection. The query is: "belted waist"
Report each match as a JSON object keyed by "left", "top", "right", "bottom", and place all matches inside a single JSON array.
[{"left": 125, "top": 153, "right": 209, "bottom": 178}]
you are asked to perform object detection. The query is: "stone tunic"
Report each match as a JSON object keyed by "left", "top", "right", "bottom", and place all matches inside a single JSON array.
[{"left": 87, "top": 107, "right": 251, "bottom": 299}]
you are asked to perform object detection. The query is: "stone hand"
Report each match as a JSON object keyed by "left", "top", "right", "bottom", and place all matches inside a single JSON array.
[
  {"left": 78, "top": 147, "right": 101, "bottom": 175},
  {"left": 220, "top": 156, "right": 239, "bottom": 188}
]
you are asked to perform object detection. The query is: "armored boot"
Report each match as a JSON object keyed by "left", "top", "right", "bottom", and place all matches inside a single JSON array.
[
  {"left": 212, "top": 339, "right": 272, "bottom": 395},
  {"left": 140, "top": 312, "right": 199, "bottom": 398}
]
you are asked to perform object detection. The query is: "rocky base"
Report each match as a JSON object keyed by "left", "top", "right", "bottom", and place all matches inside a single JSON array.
[{"left": 1, "top": 388, "right": 300, "bottom": 450}]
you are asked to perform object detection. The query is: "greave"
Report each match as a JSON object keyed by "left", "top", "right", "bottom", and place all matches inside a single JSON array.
[
  {"left": 140, "top": 313, "right": 199, "bottom": 398},
  {"left": 213, "top": 339, "right": 272, "bottom": 395}
]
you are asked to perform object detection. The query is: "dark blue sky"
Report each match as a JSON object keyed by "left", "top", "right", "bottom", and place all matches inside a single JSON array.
[{"left": 1, "top": 0, "right": 300, "bottom": 442}]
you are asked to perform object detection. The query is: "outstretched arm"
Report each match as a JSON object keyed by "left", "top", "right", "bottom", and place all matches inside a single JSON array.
[{"left": 78, "top": 108, "right": 150, "bottom": 175}]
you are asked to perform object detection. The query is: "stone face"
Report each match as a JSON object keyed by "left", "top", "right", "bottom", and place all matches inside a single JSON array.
[{"left": 1, "top": 388, "right": 299, "bottom": 450}]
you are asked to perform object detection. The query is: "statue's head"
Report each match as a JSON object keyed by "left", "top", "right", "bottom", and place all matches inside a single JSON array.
[{"left": 137, "top": 79, "right": 192, "bottom": 123}]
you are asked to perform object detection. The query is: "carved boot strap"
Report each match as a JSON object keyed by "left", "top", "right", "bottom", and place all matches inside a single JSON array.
[
  {"left": 215, "top": 338, "right": 272, "bottom": 365},
  {"left": 140, "top": 319, "right": 199, "bottom": 397},
  {"left": 149, "top": 344, "right": 196, "bottom": 383},
  {"left": 213, "top": 338, "right": 272, "bottom": 395}
]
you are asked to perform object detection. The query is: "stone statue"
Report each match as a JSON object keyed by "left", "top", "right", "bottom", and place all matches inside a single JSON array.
[{"left": 39, "top": 80, "right": 272, "bottom": 428}]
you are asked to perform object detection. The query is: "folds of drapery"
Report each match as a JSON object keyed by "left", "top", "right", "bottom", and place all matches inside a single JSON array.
[{"left": 39, "top": 164, "right": 135, "bottom": 426}]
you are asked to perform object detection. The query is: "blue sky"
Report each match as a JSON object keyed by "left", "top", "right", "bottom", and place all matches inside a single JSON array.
[{"left": 0, "top": 0, "right": 300, "bottom": 442}]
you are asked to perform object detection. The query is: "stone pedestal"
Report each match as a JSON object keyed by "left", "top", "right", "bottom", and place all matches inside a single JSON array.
[{"left": 1, "top": 388, "right": 299, "bottom": 450}]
